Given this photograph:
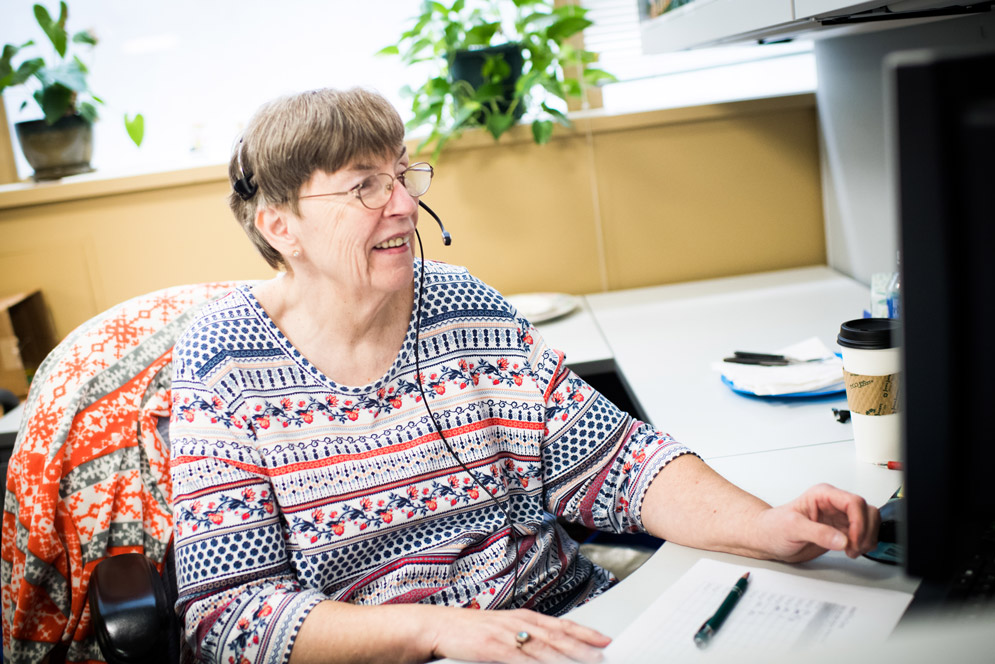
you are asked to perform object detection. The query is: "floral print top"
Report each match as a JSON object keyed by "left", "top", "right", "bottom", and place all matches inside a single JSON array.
[{"left": 169, "top": 260, "right": 693, "bottom": 664}]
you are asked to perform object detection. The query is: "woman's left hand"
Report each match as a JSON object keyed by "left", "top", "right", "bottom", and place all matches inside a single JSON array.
[{"left": 755, "top": 483, "right": 881, "bottom": 563}]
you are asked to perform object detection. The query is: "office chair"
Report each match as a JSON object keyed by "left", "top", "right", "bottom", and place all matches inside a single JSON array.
[
  {"left": 1, "top": 282, "right": 236, "bottom": 664},
  {"left": 88, "top": 549, "right": 179, "bottom": 664}
]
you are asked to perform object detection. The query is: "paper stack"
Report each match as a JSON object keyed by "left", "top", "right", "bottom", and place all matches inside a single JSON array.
[{"left": 713, "top": 337, "right": 844, "bottom": 397}]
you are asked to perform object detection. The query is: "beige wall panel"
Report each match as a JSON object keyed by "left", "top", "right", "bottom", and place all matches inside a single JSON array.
[
  {"left": 76, "top": 182, "right": 274, "bottom": 308},
  {"left": 0, "top": 181, "right": 275, "bottom": 338},
  {"left": 424, "top": 133, "right": 603, "bottom": 296},
  {"left": 0, "top": 242, "right": 97, "bottom": 338},
  {"left": 594, "top": 107, "right": 825, "bottom": 290},
  {"left": 0, "top": 96, "right": 824, "bottom": 343}
]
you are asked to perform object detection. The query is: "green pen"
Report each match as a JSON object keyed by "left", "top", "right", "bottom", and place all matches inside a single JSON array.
[{"left": 693, "top": 572, "right": 750, "bottom": 649}]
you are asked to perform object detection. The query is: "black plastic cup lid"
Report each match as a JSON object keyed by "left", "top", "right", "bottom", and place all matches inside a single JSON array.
[{"left": 837, "top": 318, "right": 902, "bottom": 350}]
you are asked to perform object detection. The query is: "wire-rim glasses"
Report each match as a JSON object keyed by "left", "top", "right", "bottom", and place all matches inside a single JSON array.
[{"left": 299, "top": 162, "right": 434, "bottom": 210}]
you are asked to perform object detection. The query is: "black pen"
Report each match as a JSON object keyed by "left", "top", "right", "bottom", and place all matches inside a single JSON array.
[{"left": 693, "top": 572, "right": 750, "bottom": 649}]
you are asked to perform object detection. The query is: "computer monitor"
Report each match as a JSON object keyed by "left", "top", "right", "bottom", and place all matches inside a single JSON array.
[{"left": 888, "top": 45, "right": 995, "bottom": 589}]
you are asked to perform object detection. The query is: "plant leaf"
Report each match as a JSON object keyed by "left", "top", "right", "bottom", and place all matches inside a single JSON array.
[
  {"left": 519, "top": 10, "right": 555, "bottom": 35},
  {"left": 408, "top": 100, "right": 446, "bottom": 130},
  {"left": 583, "top": 67, "right": 617, "bottom": 85},
  {"left": 36, "top": 83, "right": 73, "bottom": 124},
  {"left": 546, "top": 16, "right": 593, "bottom": 43},
  {"left": 405, "top": 37, "right": 434, "bottom": 61},
  {"left": 551, "top": 4, "right": 588, "bottom": 19},
  {"left": 576, "top": 49, "right": 599, "bottom": 64},
  {"left": 78, "top": 100, "right": 97, "bottom": 122},
  {"left": 34, "top": 2, "right": 68, "bottom": 58},
  {"left": 72, "top": 30, "right": 97, "bottom": 46},
  {"left": 0, "top": 57, "right": 43, "bottom": 92},
  {"left": 124, "top": 112, "right": 144, "bottom": 146},
  {"left": 562, "top": 77, "right": 581, "bottom": 98},
  {"left": 480, "top": 52, "right": 511, "bottom": 82},
  {"left": 531, "top": 119, "right": 553, "bottom": 144},
  {"left": 424, "top": 76, "right": 451, "bottom": 97},
  {"left": 465, "top": 23, "right": 500, "bottom": 47},
  {"left": 37, "top": 61, "right": 87, "bottom": 92},
  {"left": 541, "top": 76, "right": 566, "bottom": 99},
  {"left": 375, "top": 45, "right": 399, "bottom": 56},
  {"left": 484, "top": 110, "right": 515, "bottom": 140},
  {"left": 1, "top": 41, "right": 34, "bottom": 79},
  {"left": 540, "top": 102, "right": 569, "bottom": 124},
  {"left": 472, "top": 81, "right": 504, "bottom": 102},
  {"left": 514, "top": 69, "right": 541, "bottom": 96}
]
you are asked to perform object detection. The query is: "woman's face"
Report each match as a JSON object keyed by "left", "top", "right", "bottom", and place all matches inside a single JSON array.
[{"left": 293, "top": 147, "right": 418, "bottom": 298}]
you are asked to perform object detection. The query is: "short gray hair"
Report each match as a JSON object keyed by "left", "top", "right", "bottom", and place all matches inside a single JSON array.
[{"left": 227, "top": 88, "right": 406, "bottom": 269}]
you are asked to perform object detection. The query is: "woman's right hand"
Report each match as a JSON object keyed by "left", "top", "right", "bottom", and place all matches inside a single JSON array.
[
  {"left": 290, "top": 600, "right": 611, "bottom": 664},
  {"left": 425, "top": 606, "right": 611, "bottom": 663}
]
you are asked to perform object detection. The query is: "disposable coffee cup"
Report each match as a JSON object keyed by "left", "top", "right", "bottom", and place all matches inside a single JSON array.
[{"left": 837, "top": 318, "right": 902, "bottom": 465}]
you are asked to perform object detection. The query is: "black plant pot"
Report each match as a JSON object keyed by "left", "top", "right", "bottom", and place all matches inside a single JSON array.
[
  {"left": 451, "top": 43, "right": 525, "bottom": 122},
  {"left": 15, "top": 114, "right": 95, "bottom": 181}
]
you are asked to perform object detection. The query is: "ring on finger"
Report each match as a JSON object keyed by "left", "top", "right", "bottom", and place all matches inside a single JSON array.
[{"left": 515, "top": 631, "right": 531, "bottom": 649}]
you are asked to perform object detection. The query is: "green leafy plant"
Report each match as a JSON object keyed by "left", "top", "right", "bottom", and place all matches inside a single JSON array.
[
  {"left": 379, "top": 0, "right": 614, "bottom": 160},
  {"left": 0, "top": 1, "right": 143, "bottom": 146}
]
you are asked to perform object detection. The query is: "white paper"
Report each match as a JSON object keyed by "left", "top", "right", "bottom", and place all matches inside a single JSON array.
[
  {"left": 604, "top": 558, "right": 913, "bottom": 663},
  {"left": 713, "top": 337, "right": 844, "bottom": 395}
]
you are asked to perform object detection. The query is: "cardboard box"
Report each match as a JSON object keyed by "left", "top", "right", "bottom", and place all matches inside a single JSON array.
[{"left": 0, "top": 291, "right": 57, "bottom": 399}]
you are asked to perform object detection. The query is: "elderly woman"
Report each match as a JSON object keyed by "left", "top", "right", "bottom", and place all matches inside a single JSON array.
[{"left": 169, "top": 88, "right": 879, "bottom": 664}]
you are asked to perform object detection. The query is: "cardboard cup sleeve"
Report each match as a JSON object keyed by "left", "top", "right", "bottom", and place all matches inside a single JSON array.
[{"left": 842, "top": 370, "right": 900, "bottom": 416}]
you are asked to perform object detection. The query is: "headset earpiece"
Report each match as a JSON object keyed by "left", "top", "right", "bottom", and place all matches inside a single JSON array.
[{"left": 233, "top": 138, "right": 258, "bottom": 201}]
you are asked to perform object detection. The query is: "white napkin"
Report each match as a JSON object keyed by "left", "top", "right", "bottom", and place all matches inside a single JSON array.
[{"left": 713, "top": 337, "right": 844, "bottom": 396}]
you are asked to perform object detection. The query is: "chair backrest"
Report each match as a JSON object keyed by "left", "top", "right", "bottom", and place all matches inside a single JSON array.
[{"left": 1, "top": 282, "right": 236, "bottom": 664}]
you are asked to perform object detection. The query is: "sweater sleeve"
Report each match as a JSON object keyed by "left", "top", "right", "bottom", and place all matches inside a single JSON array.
[
  {"left": 521, "top": 317, "right": 697, "bottom": 534},
  {"left": 169, "top": 340, "right": 325, "bottom": 664}
]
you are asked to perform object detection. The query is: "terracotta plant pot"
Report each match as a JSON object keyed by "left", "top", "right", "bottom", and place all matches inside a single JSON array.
[{"left": 15, "top": 114, "right": 95, "bottom": 181}]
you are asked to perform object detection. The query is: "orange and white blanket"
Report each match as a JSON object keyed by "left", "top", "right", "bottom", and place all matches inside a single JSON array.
[{"left": 1, "top": 283, "right": 234, "bottom": 664}]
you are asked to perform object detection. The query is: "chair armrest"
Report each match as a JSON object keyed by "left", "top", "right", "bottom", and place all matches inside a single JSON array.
[{"left": 88, "top": 553, "right": 172, "bottom": 664}]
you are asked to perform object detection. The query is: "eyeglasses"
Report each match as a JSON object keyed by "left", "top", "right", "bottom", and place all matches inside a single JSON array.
[{"left": 299, "top": 162, "right": 434, "bottom": 210}]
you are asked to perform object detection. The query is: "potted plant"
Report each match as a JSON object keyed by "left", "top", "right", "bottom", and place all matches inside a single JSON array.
[
  {"left": 379, "top": 0, "right": 614, "bottom": 160},
  {"left": 0, "top": 2, "right": 143, "bottom": 180}
]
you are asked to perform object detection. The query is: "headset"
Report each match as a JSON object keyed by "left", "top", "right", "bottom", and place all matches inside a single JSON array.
[{"left": 233, "top": 138, "right": 258, "bottom": 201}]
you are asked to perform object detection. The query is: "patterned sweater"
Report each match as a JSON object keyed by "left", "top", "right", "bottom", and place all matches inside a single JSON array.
[{"left": 169, "top": 261, "right": 692, "bottom": 664}]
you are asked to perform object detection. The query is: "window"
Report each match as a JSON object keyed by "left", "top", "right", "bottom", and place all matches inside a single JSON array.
[
  {"left": 2, "top": 0, "right": 414, "bottom": 178},
  {"left": 2, "top": 0, "right": 815, "bottom": 180}
]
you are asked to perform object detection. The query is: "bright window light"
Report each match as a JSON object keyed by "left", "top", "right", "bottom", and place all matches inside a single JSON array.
[{"left": 1, "top": 0, "right": 816, "bottom": 180}]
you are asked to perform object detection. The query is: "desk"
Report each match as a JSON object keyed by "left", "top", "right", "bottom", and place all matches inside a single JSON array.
[
  {"left": 585, "top": 266, "right": 866, "bottom": 459},
  {"left": 524, "top": 266, "right": 943, "bottom": 661}
]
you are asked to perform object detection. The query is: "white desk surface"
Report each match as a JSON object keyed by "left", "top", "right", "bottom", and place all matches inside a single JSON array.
[
  {"left": 542, "top": 266, "right": 944, "bottom": 659},
  {"left": 585, "top": 266, "right": 867, "bottom": 459}
]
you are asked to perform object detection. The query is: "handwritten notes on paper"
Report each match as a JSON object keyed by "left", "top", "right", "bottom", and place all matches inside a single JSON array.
[{"left": 604, "top": 558, "right": 913, "bottom": 662}]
